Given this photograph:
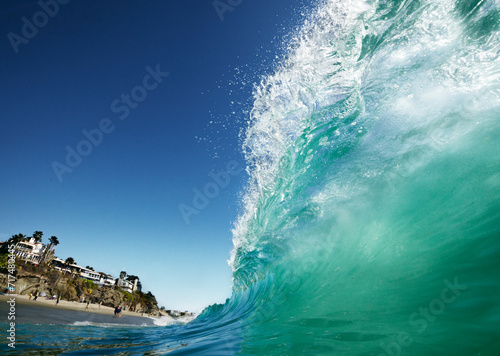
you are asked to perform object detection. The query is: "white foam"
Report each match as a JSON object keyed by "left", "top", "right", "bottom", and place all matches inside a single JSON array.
[
  {"left": 71, "top": 320, "right": 150, "bottom": 328},
  {"left": 230, "top": 0, "right": 373, "bottom": 280},
  {"left": 150, "top": 315, "right": 196, "bottom": 326}
]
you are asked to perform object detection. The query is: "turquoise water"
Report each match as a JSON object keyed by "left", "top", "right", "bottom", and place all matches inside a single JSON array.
[{"left": 3, "top": 0, "right": 500, "bottom": 354}]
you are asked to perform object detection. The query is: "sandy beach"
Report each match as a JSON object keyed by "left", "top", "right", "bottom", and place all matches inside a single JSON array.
[{"left": 0, "top": 293, "right": 160, "bottom": 319}]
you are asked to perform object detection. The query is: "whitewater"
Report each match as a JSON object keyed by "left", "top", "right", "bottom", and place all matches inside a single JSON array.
[{"left": 3, "top": 0, "right": 500, "bottom": 354}]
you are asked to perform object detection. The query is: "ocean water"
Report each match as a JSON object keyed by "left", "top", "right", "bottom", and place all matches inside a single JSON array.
[{"left": 3, "top": 0, "right": 500, "bottom": 354}]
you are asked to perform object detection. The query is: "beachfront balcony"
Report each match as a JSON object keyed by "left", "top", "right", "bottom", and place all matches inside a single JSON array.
[
  {"left": 80, "top": 270, "right": 100, "bottom": 282},
  {"left": 15, "top": 251, "right": 42, "bottom": 264},
  {"left": 13, "top": 240, "right": 46, "bottom": 265}
]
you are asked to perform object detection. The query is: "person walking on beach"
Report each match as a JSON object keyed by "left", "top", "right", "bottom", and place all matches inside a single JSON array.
[
  {"left": 114, "top": 304, "right": 122, "bottom": 317},
  {"left": 33, "top": 290, "right": 38, "bottom": 301},
  {"left": 85, "top": 300, "right": 90, "bottom": 310}
]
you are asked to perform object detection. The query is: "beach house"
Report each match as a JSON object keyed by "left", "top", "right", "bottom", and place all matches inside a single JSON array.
[
  {"left": 13, "top": 238, "right": 46, "bottom": 264},
  {"left": 116, "top": 271, "right": 141, "bottom": 293},
  {"left": 51, "top": 258, "right": 100, "bottom": 282},
  {"left": 52, "top": 257, "right": 71, "bottom": 273},
  {"left": 51, "top": 257, "right": 119, "bottom": 287},
  {"left": 78, "top": 266, "right": 101, "bottom": 283},
  {"left": 98, "top": 272, "right": 116, "bottom": 287}
]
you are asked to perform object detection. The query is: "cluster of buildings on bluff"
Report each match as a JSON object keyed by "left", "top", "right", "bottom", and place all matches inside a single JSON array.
[{"left": 13, "top": 237, "right": 141, "bottom": 294}]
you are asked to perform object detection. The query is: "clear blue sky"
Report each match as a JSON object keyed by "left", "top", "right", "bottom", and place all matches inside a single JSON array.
[{"left": 0, "top": 0, "right": 314, "bottom": 311}]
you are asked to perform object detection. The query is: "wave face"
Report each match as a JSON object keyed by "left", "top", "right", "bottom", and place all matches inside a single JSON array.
[
  {"left": 5, "top": 0, "right": 500, "bottom": 355},
  {"left": 224, "top": 0, "right": 500, "bottom": 354}
]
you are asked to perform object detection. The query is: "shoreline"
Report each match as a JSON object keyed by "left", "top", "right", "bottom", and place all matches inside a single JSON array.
[{"left": 0, "top": 294, "right": 159, "bottom": 319}]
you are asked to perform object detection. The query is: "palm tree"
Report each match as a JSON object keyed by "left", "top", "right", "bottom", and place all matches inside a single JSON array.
[
  {"left": 0, "top": 233, "right": 25, "bottom": 253},
  {"left": 41, "top": 236, "right": 60, "bottom": 264},
  {"left": 65, "top": 257, "right": 76, "bottom": 271},
  {"left": 49, "top": 236, "right": 59, "bottom": 247},
  {"left": 10, "top": 233, "right": 26, "bottom": 245},
  {"left": 32, "top": 231, "right": 43, "bottom": 243}
]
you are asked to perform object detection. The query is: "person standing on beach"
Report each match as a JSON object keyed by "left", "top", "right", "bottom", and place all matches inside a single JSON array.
[
  {"left": 85, "top": 300, "right": 90, "bottom": 310},
  {"left": 99, "top": 301, "right": 102, "bottom": 309},
  {"left": 114, "top": 305, "right": 122, "bottom": 317},
  {"left": 33, "top": 290, "right": 38, "bottom": 301},
  {"left": 29, "top": 292, "right": 33, "bottom": 300},
  {"left": 56, "top": 294, "right": 61, "bottom": 305}
]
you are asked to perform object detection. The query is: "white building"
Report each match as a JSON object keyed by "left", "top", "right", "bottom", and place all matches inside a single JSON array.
[
  {"left": 51, "top": 258, "right": 101, "bottom": 283},
  {"left": 98, "top": 273, "right": 116, "bottom": 287},
  {"left": 52, "top": 257, "right": 71, "bottom": 273},
  {"left": 116, "top": 271, "right": 140, "bottom": 293},
  {"left": 14, "top": 238, "right": 46, "bottom": 264},
  {"left": 117, "top": 278, "right": 134, "bottom": 293},
  {"left": 78, "top": 267, "right": 100, "bottom": 283},
  {"left": 51, "top": 257, "right": 117, "bottom": 287}
]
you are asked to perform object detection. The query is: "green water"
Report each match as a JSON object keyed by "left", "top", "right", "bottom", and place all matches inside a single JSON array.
[{"left": 229, "top": 0, "right": 500, "bottom": 354}]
